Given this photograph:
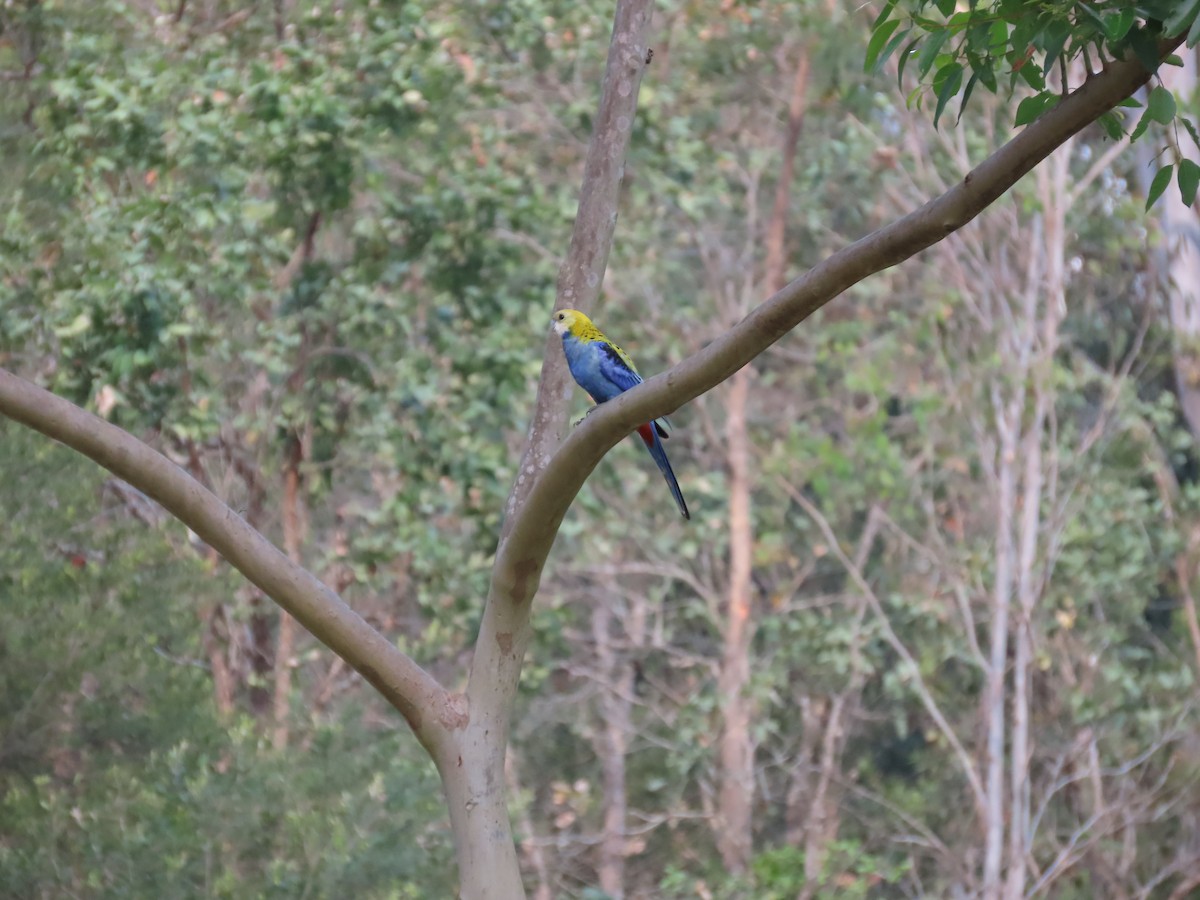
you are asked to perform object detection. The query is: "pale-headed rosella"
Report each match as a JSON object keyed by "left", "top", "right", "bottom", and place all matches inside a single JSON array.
[{"left": 552, "top": 308, "right": 689, "bottom": 520}]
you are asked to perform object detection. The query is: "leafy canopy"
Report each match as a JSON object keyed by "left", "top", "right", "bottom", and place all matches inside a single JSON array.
[{"left": 870, "top": 0, "right": 1200, "bottom": 206}]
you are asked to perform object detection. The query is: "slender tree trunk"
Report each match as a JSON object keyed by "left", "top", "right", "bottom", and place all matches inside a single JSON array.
[
  {"left": 793, "top": 512, "right": 874, "bottom": 897},
  {"left": 983, "top": 376, "right": 1018, "bottom": 899},
  {"left": 768, "top": 39, "right": 853, "bottom": 883},
  {"left": 438, "top": 729, "right": 527, "bottom": 900},
  {"left": 801, "top": 694, "right": 846, "bottom": 892},
  {"left": 1005, "top": 436, "right": 1038, "bottom": 900},
  {"left": 716, "top": 366, "right": 755, "bottom": 873},
  {"left": 1004, "top": 147, "right": 1067, "bottom": 900},
  {"left": 199, "top": 544, "right": 237, "bottom": 719},
  {"left": 784, "top": 696, "right": 823, "bottom": 846},
  {"left": 274, "top": 433, "right": 305, "bottom": 751},
  {"left": 592, "top": 587, "right": 637, "bottom": 899},
  {"left": 202, "top": 604, "right": 237, "bottom": 719},
  {"left": 1162, "top": 50, "right": 1200, "bottom": 437},
  {"left": 764, "top": 43, "right": 811, "bottom": 290},
  {"left": 1157, "top": 49, "right": 1200, "bottom": 674}
]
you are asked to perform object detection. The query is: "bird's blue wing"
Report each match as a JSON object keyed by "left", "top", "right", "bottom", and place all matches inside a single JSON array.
[
  {"left": 596, "top": 342, "right": 673, "bottom": 437},
  {"left": 596, "top": 342, "right": 643, "bottom": 396}
]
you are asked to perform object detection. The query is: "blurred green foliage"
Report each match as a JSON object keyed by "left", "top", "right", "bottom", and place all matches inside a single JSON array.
[{"left": 0, "top": 424, "right": 452, "bottom": 898}]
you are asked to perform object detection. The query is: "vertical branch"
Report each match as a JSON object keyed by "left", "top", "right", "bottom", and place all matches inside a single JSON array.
[
  {"left": 763, "top": 43, "right": 812, "bottom": 293},
  {"left": 1156, "top": 48, "right": 1200, "bottom": 676},
  {"left": 273, "top": 209, "right": 320, "bottom": 752},
  {"left": 716, "top": 40, "right": 811, "bottom": 875},
  {"left": 274, "top": 432, "right": 305, "bottom": 751},
  {"left": 1005, "top": 142, "right": 1068, "bottom": 900},
  {"left": 500, "top": 0, "right": 655, "bottom": 541},
  {"left": 716, "top": 365, "right": 755, "bottom": 873},
  {"left": 982, "top": 331, "right": 1016, "bottom": 898},
  {"left": 798, "top": 511, "right": 877, "bottom": 897},
  {"left": 451, "top": 3, "right": 655, "bottom": 897},
  {"left": 592, "top": 576, "right": 637, "bottom": 899},
  {"left": 202, "top": 591, "right": 237, "bottom": 719},
  {"left": 982, "top": 273, "right": 1030, "bottom": 897}
]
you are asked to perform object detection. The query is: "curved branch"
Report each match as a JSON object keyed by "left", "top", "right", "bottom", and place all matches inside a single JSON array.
[
  {"left": 469, "top": 0, "right": 654, "bottom": 717},
  {"left": 0, "top": 368, "right": 452, "bottom": 753},
  {"left": 497, "top": 38, "right": 1184, "bottom": 605},
  {"left": 498, "top": 0, "right": 655, "bottom": 541},
  {"left": 448, "top": 3, "right": 656, "bottom": 893}
]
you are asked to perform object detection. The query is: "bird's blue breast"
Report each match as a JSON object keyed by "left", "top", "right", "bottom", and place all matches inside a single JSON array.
[{"left": 561, "top": 334, "right": 627, "bottom": 403}]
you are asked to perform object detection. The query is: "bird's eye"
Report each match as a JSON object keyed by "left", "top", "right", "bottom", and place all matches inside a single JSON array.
[{"left": 556, "top": 313, "right": 564, "bottom": 320}]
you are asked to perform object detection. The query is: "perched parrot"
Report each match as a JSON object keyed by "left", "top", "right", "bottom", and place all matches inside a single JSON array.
[{"left": 552, "top": 308, "right": 689, "bottom": 520}]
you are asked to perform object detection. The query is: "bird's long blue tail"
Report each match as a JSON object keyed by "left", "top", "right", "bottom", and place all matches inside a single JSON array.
[{"left": 638, "top": 424, "right": 689, "bottom": 520}]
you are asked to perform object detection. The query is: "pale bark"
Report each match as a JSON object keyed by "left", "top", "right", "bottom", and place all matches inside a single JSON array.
[
  {"left": 457, "top": 2, "right": 655, "bottom": 895},
  {"left": 715, "top": 42, "right": 810, "bottom": 872},
  {"left": 994, "top": 191, "right": 1032, "bottom": 900},
  {"left": 274, "top": 433, "right": 305, "bottom": 751},
  {"left": 784, "top": 697, "right": 822, "bottom": 847},
  {"left": 801, "top": 696, "right": 844, "bottom": 886},
  {"left": 764, "top": 43, "right": 812, "bottom": 293},
  {"left": 715, "top": 367, "right": 755, "bottom": 873},
  {"left": 1003, "top": 145, "right": 1068, "bottom": 900},
  {"left": 1157, "top": 49, "right": 1200, "bottom": 676},
  {"left": 592, "top": 586, "right": 637, "bottom": 898},
  {"left": 796, "top": 511, "right": 877, "bottom": 895},
  {"left": 202, "top": 603, "right": 237, "bottom": 719},
  {"left": 1162, "top": 50, "right": 1200, "bottom": 435},
  {"left": 983, "top": 407, "right": 1014, "bottom": 898}
]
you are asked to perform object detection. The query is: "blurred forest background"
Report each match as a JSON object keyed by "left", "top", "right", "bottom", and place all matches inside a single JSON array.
[{"left": 3, "top": 0, "right": 1200, "bottom": 897}]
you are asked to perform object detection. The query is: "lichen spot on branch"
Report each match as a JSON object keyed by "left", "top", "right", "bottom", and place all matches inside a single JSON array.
[
  {"left": 509, "top": 558, "right": 540, "bottom": 606},
  {"left": 438, "top": 692, "right": 470, "bottom": 730}
]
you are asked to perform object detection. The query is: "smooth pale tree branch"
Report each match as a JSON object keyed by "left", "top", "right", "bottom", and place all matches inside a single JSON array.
[
  {"left": 497, "top": 0, "right": 654, "bottom": 541},
  {"left": 470, "top": 0, "right": 654, "bottom": 726},
  {"left": 446, "top": 2, "right": 655, "bottom": 895},
  {"left": 0, "top": 368, "right": 453, "bottom": 754},
  {"left": 497, "top": 38, "right": 1185, "bottom": 604}
]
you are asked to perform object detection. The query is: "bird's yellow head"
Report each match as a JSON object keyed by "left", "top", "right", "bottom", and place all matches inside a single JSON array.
[{"left": 551, "top": 308, "right": 601, "bottom": 340}]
